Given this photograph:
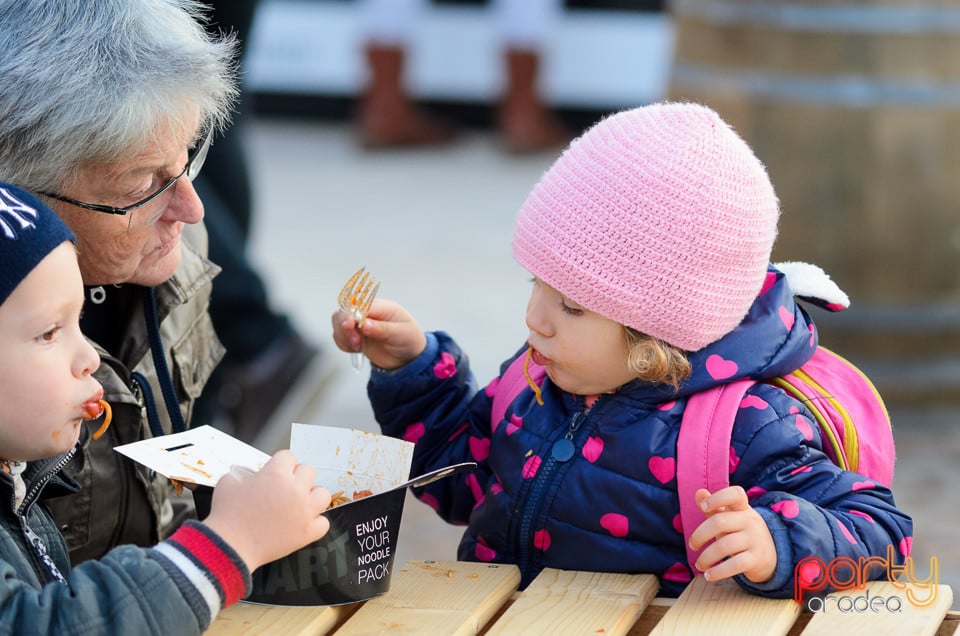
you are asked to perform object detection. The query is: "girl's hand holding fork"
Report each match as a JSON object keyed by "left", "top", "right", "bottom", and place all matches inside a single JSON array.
[{"left": 332, "top": 299, "right": 427, "bottom": 371}]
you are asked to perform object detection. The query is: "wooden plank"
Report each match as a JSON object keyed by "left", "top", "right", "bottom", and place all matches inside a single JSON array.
[
  {"left": 801, "top": 582, "right": 953, "bottom": 636},
  {"left": 484, "top": 569, "right": 658, "bottom": 636},
  {"left": 648, "top": 576, "right": 800, "bottom": 636},
  {"left": 938, "top": 610, "right": 960, "bottom": 636},
  {"left": 628, "top": 598, "right": 674, "bottom": 636},
  {"left": 331, "top": 560, "right": 520, "bottom": 635},
  {"left": 206, "top": 601, "right": 356, "bottom": 636}
]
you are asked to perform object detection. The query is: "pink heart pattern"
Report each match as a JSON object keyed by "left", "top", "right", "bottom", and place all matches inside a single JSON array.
[
  {"left": 522, "top": 455, "right": 542, "bottom": 479},
  {"left": 433, "top": 352, "right": 457, "bottom": 379},
  {"left": 469, "top": 436, "right": 490, "bottom": 461},
  {"left": 729, "top": 446, "right": 740, "bottom": 473},
  {"left": 837, "top": 519, "right": 858, "bottom": 544},
  {"left": 506, "top": 414, "right": 522, "bottom": 436},
  {"left": 663, "top": 562, "right": 692, "bottom": 583},
  {"left": 797, "top": 560, "right": 822, "bottom": 586},
  {"left": 705, "top": 354, "right": 738, "bottom": 380},
  {"left": 403, "top": 422, "right": 425, "bottom": 444},
  {"left": 759, "top": 271, "right": 777, "bottom": 296},
  {"left": 658, "top": 400, "right": 676, "bottom": 411},
  {"left": 533, "top": 529, "right": 551, "bottom": 551},
  {"left": 740, "top": 395, "right": 768, "bottom": 410},
  {"left": 899, "top": 537, "right": 913, "bottom": 557},
  {"left": 795, "top": 416, "right": 813, "bottom": 441},
  {"left": 849, "top": 510, "right": 874, "bottom": 523},
  {"left": 672, "top": 514, "right": 683, "bottom": 533},
  {"left": 419, "top": 492, "right": 439, "bottom": 511},
  {"left": 599, "top": 513, "right": 629, "bottom": 538},
  {"left": 852, "top": 480, "right": 875, "bottom": 491},
  {"left": 582, "top": 437, "right": 604, "bottom": 463},
  {"left": 475, "top": 538, "right": 496, "bottom": 562},
  {"left": 778, "top": 306, "right": 795, "bottom": 331},
  {"left": 745, "top": 486, "right": 767, "bottom": 499},
  {"left": 771, "top": 499, "right": 799, "bottom": 519},
  {"left": 648, "top": 456, "right": 676, "bottom": 484},
  {"left": 448, "top": 422, "right": 468, "bottom": 441}
]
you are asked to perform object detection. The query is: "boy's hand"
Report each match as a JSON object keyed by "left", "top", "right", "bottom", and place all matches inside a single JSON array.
[
  {"left": 331, "top": 298, "right": 427, "bottom": 370},
  {"left": 203, "top": 450, "right": 331, "bottom": 571},
  {"left": 688, "top": 486, "right": 777, "bottom": 584}
]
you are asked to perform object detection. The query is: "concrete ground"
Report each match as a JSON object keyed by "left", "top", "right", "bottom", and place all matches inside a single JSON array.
[{"left": 243, "top": 117, "right": 959, "bottom": 608}]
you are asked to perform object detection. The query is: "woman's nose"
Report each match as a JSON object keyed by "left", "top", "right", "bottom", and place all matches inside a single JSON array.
[{"left": 163, "top": 177, "right": 204, "bottom": 224}]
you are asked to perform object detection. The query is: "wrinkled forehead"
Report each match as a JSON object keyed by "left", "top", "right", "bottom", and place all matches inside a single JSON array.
[
  {"left": 69, "top": 108, "right": 203, "bottom": 186},
  {"left": 75, "top": 95, "right": 202, "bottom": 162}
]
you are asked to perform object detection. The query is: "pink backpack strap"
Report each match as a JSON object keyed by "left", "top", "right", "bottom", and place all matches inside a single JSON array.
[
  {"left": 490, "top": 352, "right": 546, "bottom": 427},
  {"left": 677, "top": 379, "right": 754, "bottom": 574}
]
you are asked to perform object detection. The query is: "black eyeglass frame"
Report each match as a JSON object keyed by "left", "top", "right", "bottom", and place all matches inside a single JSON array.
[{"left": 38, "top": 126, "right": 212, "bottom": 217}]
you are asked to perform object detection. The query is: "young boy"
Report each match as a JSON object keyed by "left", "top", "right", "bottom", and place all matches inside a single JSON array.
[{"left": 0, "top": 182, "right": 331, "bottom": 633}]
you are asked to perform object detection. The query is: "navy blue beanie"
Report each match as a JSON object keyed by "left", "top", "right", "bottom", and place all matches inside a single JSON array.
[{"left": 0, "top": 182, "right": 76, "bottom": 306}]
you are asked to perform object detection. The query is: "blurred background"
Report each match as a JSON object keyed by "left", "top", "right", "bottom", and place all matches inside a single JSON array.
[{"left": 223, "top": 0, "right": 958, "bottom": 607}]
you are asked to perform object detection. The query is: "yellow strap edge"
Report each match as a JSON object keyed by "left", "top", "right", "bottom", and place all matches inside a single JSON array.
[{"left": 770, "top": 376, "right": 850, "bottom": 471}]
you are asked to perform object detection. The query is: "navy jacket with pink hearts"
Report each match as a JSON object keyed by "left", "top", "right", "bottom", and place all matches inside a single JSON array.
[{"left": 367, "top": 267, "right": 913, "bottom": 598}]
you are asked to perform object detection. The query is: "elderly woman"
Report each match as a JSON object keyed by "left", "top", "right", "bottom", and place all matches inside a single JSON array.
[{"left": 0, "top": 1, "right": 236, "bottom": 562}]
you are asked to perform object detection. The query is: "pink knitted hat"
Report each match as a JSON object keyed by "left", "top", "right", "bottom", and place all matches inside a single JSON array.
[{"left": 513, "top": 102, "right": 779, "bottom": 351}]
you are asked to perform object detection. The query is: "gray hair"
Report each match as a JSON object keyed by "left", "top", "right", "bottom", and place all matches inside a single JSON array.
[{"left": 0, "top": 0, "right": 238, "bottom": 191}]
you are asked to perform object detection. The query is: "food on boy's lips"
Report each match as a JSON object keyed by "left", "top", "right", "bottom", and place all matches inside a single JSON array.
[
  {"left": 82, "top": 399, "right": 113, "bottom": 440},
  {"left": 328, "top": 489, "right": 374, "bottom": 509}
]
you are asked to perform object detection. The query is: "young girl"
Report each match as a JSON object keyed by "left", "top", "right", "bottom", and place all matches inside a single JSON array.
[
  {"left": 332, "top": 102, "right": 913, "bottom": 598},
  {"left": 0, "top": 182, "right": 331, "bottom": 633}
]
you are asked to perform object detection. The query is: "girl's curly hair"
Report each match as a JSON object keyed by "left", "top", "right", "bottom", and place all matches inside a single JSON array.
[{"left": 624, "top": 327, "right": 691, "bottom": 390}]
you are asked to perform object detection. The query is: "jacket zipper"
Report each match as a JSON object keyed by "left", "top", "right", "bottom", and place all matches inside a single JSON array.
[
  {"left": 516, "top": 409, "right": 590, "bottom": 582},
  {"left": 19, "top": 451, "right": 75, "bottom": 515},
  {"left": 18, "top": 451, "right": 75, "bottom": 584}
]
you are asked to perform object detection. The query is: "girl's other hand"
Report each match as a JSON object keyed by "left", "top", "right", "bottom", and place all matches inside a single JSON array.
[{"left": 688, "top": 486, "right": 777, "bottom": 584}]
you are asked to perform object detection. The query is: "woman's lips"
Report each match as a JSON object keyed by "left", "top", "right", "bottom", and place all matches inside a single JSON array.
[{"left": 154, "top": 232, "right": 181, "bottom": 257}]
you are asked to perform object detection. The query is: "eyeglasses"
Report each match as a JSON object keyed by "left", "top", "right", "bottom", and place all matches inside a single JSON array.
[{"left": 39, "top": 126, "right": 212, "bottom": 233}]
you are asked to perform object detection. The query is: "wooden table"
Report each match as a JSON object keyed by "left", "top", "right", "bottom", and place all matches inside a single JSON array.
[{"left": 207, "top": 560, "right": 958, "bottom": 635}]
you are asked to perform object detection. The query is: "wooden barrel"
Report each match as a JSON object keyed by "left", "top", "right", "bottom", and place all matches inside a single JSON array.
[{"left": 667, "top": 0, "right": 960, "bottom": 405}]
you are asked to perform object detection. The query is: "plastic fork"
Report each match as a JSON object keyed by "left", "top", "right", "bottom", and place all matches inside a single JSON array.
[{"left": 336, "top": 266, "right": 380, "bottom": 371}]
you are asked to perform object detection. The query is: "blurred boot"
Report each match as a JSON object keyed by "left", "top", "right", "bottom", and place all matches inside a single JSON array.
[
  {"left": 498, "top": 48, "right": 571, "bottom": 154},
  {"left": 358, "top": 44, "right": 456, "bottom": 148}
]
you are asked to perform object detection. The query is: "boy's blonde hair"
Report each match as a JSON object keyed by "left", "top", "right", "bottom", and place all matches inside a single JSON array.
[{"left": 624, "top": 327, "right": 691, "bottom": 390}]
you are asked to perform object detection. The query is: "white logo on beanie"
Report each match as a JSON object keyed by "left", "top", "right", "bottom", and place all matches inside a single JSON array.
[{"left": 0, "top": 186, "right": 39, "bottom": 240}]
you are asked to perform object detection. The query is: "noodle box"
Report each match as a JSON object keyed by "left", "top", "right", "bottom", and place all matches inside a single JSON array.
[{"left": 116, "top": 424, "right": 474, "bottom": 606}]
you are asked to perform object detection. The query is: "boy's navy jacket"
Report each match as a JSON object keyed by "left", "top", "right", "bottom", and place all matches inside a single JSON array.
[
  {"left": 368, "top": 267, "right": 913, "bottom": 597},
  {"left": 0, "top": 451, "right": 250, "bottom": 633}
]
